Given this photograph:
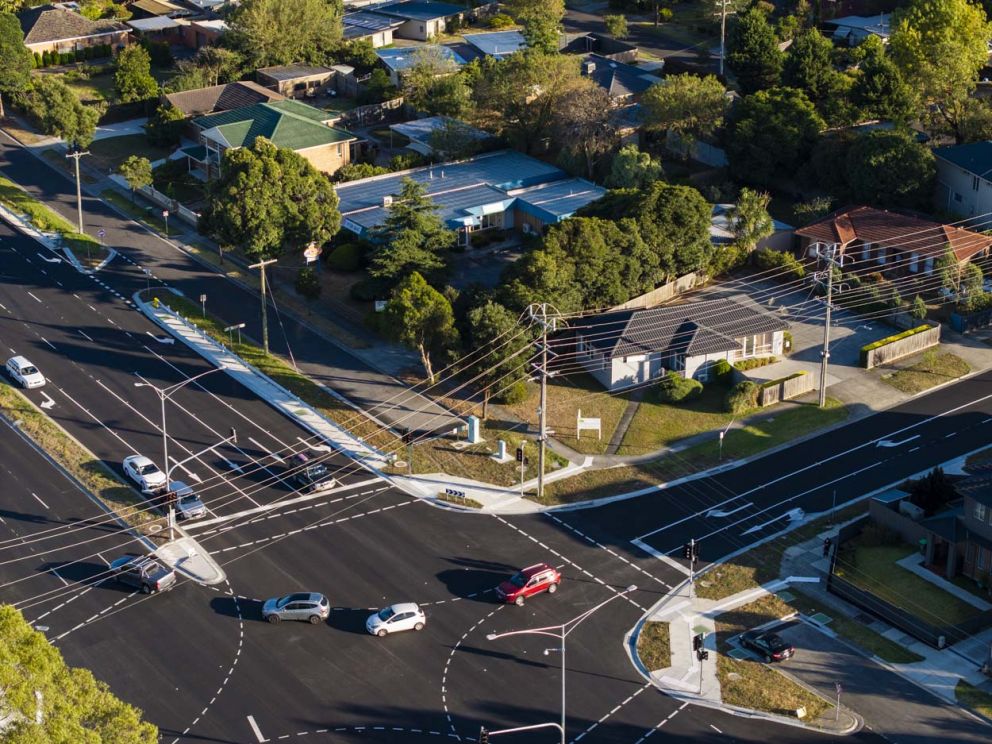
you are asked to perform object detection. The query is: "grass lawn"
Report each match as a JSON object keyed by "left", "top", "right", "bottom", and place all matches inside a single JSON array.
[
  {"left": 101, "top": 189, "right": 168, "bottom": 233},
  {"left": 956, "top": 680, "right": 992, "bottom": 720},
  {"left": 88, "top": 134, "right": 172, "bottom": 174},
  {"left": 637, "top": 621, "right": 672, "bottom": 670},
  {"left": 835, "top": 538, "right": 983, "bottom": 627},
  {"left": 63, "top": 71, "right": 116, "bottom": 104},
  {"left": 715, "top": 594, "right": 831, "bottom": 720},
  {"left": 880, "top": 352, "right": 970, "bottom": 395},
  {"left": 501, "top": 374, "right": 631, "bottom": 455},
  {"left": 785, "top": 588, "right": 925, "bottom": 664},
  {"left": 616, "top": 386, "right": 731, "bottom": 455},
  {"left": 0, "top": 173, "right": 101, "bottom": 252}
]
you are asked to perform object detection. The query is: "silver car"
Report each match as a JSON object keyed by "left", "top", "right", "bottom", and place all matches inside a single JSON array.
[
  {"left": 109, "top": 554, "right": 176, "bottom": 594},
  {"left": 262, "top": 592, "right": 330, "bottom": 624},
  {"left": 168, "top": 481, "right": 206, "bottom": 520}
]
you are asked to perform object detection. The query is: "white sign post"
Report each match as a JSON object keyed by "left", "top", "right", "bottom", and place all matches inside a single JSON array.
[{"left": 576, "top": 409, "right": 601, "bottom": 441}]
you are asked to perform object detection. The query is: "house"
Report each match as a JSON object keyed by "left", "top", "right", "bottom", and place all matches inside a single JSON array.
[
  {"left": 17, "top": 4, "right": 130, "bottom": 56},
  {"left": 794, "top": 205, "right": 992, "bottom": 277},
  {"left": 256, "top": 64, "right": 337, "bottom": 98},
  {"left": 162, "top": 81, "right": 285, "bottom": 118},
  {"left": 388, "top": 116, "right": 489, "bottom": 156},
  {"left": 461, "top": 30, "right": 526, "bottom": 60},
  {"left": 342, "top": 10, "right": 404, "bottom": 47},
  {"left": 580, "top": 54, "right": 662, "bottom": 101},
  {"left": 571, "top": 295, "right": 789, "bottom": 391},
  {"left": 375, "top": 45, "right": 465, "bottom": 85},
  {"left": 335, "top": 149, "right": 606, "bottom": 247},
  {"left": 127, "top": 15, "right": 224, "bottom": 49},
  {"left": 934, "top": 141, "right": 992, "bottom": 219},
  {"left": 823, "top": 14, "right": 891, "bottom": 46},
  {"left": 183, "top": 99, "right": 356, "bottom": 179},
  {"left": 128, "top": 0, "right": 190, "bottom": 19},
  {"left": 560, "top": 32, "right": 640, "bottom": 64},
  {"left": 361, "top": 1, "right": 470, "bottom": 41},
  {"left": 710, "top": 204, "right": 793, "bottom": 252}
]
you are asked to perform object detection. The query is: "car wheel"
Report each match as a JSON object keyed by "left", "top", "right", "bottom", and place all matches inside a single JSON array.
[
  {"left": 376, "top": 628, "right": 388, "bottom": 637},
  {"left": 547, "top": 582, "right": 558, "bottom": 594},
  {"left": 267, "top": 614, "right": 281, "bottom": 624},
  {"left": 141, "top": 583, "right": 152, "bottom": 594},
  {"left": 308, "top": 615, "right": 321, "bottom": 625},
  {"left": 514, "top": 595, "right": 525, "bottom": 607},
  {"left": 414, "top": 622, "right": 424, "bottom": 631}
]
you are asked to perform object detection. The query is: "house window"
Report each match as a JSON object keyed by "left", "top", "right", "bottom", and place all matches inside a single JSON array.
[
  {"left": 980, "top": 547, "right": 989, "bottom": 571},
  {"left": 924, "top": 257, "right": 934, "bottom": 275},
  {"left": 954, "top": 192, "right": 963, "bottom": 203},
  {"left": 480, "top": 212, "right": 504, "bottom": 230},
  {"left": 975, "top": 502, "right": 987, "bottom": 522},
  {"left": 877, "top": 245, "right": 886, "bottom": 265},
  {"left": 861, "top": 242, "right": 871, "bottom": 261},
  {"left": 909, "top": 252, "right": 919, "bottom": 273},
  {"left": 973, "top": 176, "right": 980, "bottom": 191}
]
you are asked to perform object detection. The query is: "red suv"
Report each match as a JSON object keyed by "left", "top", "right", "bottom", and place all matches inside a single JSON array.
[{"left": 496, "top": 563, "right": 562, "bottom": 606}]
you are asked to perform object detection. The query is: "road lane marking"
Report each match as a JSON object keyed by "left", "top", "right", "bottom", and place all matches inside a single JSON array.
[
  {"left": 634, "top": 495, "right": 744, "bottom": 541},
  {"left": 247, "top": 716, "right": 267, "bottom": 743},
  {"left": 249, "top": 436, "right": 284, "bottom": 463},
  {"left": 40, "top": 337, "right": 56, "bottom": 350},
  {"left": 31, "top": 492, "right": 49, "bottom": 509},
  {"left": 27, "top": 291, "right": 42, "bottom": 303},
  {"left": 168, "top": 456, "right": 201, "bottom": 483},
  {"left": 49, "top": 568, "right": 68, "bottom": 586},
  {"left": 78, "top": 330, "right": 94, "bottom": 342}
]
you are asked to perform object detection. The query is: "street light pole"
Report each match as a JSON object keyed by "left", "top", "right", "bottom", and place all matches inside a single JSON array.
[
  {"left": 486, "top": 584, "right": 637, "bottom": 744},
  {"left": 249, "top": 258, "right": 277, "bottom": 354}
]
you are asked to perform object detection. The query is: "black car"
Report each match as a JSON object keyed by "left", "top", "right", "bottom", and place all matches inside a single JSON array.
[
  {"left": 740, "top": 631, "right": 795, "bottom": 662},
  {"left": 289, "top": 452, "right": 336, "bottom": 493}
]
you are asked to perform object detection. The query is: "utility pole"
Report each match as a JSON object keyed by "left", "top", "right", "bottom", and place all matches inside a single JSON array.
[
  {"left": 814, "top": 242, "right": 840, "bottom": 408},
  {"left": 249, "top": 258, "right": 277, "bottom": 354},
  {"left": 528, "top": 304, "right": 562, "bottom": 503},
  {"left": 65, "top": 143, "right": 89, "bottom": 234},
  {"left": 719, "top": 0, "right": 728, "bottom": 77}
]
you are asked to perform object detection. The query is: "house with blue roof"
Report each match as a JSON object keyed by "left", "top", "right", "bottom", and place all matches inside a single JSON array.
[
  {"left": 375, "top": 45, "right": 466, "bottom": 84},
  {"left": 335, "top": 150, "right": 606, "bottom": 247},
  {"left": 462, "top": 30, "right": 527, "bottom": 59},
  {"left": 342, "top": 10, "right": 404, "bottom": 47},
  {"left": 362, "top": 1, "right": 474, "bottom": 40},
  {"left": 934, "top": 141, "right": 992, "bottom": 220}
]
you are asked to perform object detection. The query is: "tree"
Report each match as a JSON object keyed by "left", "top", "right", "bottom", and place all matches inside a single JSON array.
[
  {"left": 383, "top": 272, "right": 458, "bottom": 383},
  {"left": 335, "top": 162, "right": 390, "bottom": 182},
  {"left": 227, "top": 0, "right": 343, "bottom": 68},
  {"left": 295, "top": 266, "right": 321, "bottom": 309},
  {"left": 635, "top": 182, "right": 713, "bottom": 277},
  {"left": 844, "top": 130, "right": 936, "bottom": 209},
  {"left": 936, "top": 246, "right": 966, "bottom": 294},
  {"left": 726, "top": 7, "right": 784, "bottom": 94},
  {"left": 726, "top": 86, "right": 824, "bottom": 186},
  {"left": 465, "top": 301, "right": 529, "bottom": 417},
  {"left": 204, "top": 138, "right": 340, "bottom": 259},
  {"left": 171, "top": 46, "right": 244, "bottom": 90},
  {"left": 0, "top": 605, "right": 157, "bottom": 742},
  {"left": 606, "top": 144, "right": 664, "bottom": 189},
  {"left": 369, "top": 177, "right": 454, "bottom": 282},
  {"left": 850, "top": 36, "right": 917, "bottom": 124},
  {"left": 505, "top": 0, "right": 564, "bottom": 53},
  {"left": 403, "top": 47, "right": 472, "bottom": 118},
  {"left": 22, "top": 76, "right": 99, "bottom": 145},
  {"left": 552, "top": 80, "right": 614, "bottom": 179},
  {"left": 0, "top": 12, "right": 33, "bottom": 118},
  {"left": 604, "top": 13, "right": 628, "bottom": 39},
  {"left": 119, "top": 155, "right": 152, "bottom": 202},
  {"left": 782, "top": 28, "right": 836, "bottom": 102},
  {"left": 911, "top": 294, "right": 927, "bottom": 320},
  {"left": 427, "top": 118, "right": 484, "bottom": 160},
  {"left": 909, "top": 466, "right": 956, "bottom": 516},
  {"left": 641, "top": 74, "right": 728, "bottom": 140},
  {"left": 145, "top": 102, "right": 185, "bottom": 146},
  {"left": 115, "top": 45, "right": 158, "bottom": 103},
  {"left": 957, "top": 98, "right": 992, "bottom": 143},
  {"left": 729, "top": 187, "right": 773, "bottom": 251},
  {"left": 889, "top": 0, "right": 992, "bottom": 139}
]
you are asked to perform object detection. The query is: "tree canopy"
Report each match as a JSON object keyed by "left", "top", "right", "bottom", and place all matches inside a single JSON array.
[
  {"left": 505, "top": 0, "right": 564, "bottom": 53},
  {"left": 22, "top": 77, "right": 99, "bottom": 146},
  {"left": 641, "top": 74, "right": 728, "bottom": 139},
  {"left": 605, "top": 144, "right": 664, "bottom": 189},
  {"left": 844, "top": 130, "right": 936, "bottom": 209},
  {"left": 114, "top": 45, "right": 158, "bottom": 103},
  {"left": 227, "top": 0, "right": 343, "bottom": 68},
  {"left": 382, "top": 272, "right": 458, "bottom": 383},
  {"left": 729, "top": 187, "right": 774, "bottom": 251},
  {"left": 369, "top": 177, "right": 454, "bottom": 282},
  {"left": 119, "top": 155, "right": 153, "bottom": 201},
  {"left": 850, "top": 36, "right": 917, "bottom": 124},
  {"left": 726, "top": 7, "right": 784, "bottom": 94},
  {"left": 782, "top": 28, "right": 836, "bottom": 102},
  {"left": 0, "top": 12, "right": 33, "bottom": 118},
  {"left": 465, "top": 300, "right": 530, "bottom": 414},
  {"left": 204, "top": 138, "right": 340, "bottom": 259},
  {"left": 403, "top": 47, "right": 472, "bottom": 118},
  {"left": 551, "top": 80, "right": 614, "bottom": 179}
]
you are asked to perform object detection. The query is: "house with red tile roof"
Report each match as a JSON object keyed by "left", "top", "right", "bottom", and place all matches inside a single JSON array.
[{"left": 794, "top": 205, "right": 992, "bottom": 277}]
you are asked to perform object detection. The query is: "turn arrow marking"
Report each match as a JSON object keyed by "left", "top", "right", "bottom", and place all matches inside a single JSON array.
[
  {"left": 876, "top": 434, "right": 921, "bottom": 448},
  {"left": 39, "top": 391, "right": 56, "bottom": 410}
]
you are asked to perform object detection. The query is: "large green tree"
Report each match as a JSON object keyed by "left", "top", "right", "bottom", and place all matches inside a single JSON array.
[
  {"left": 605, "top": 144, "right": 664, "bottom": 189},
  {"left": 889, "top": 0, "right": 992, "bottom": 139},
  {"left": 119, "top": 154, "right": 152, "bottom": 202},
  {"left": 227, "top": 0, "right": 343, "bottom": 68},
  {"left": 726, "top": 86, "right": 824, "bottom": 186},
  {"left": 0, "top": 12, "right": 33, "bottom": 118},
  {"left": 205, "top": 138, "right": 340, "bottom": 259},
  {"left": 641, "top": 74, "right": 728, "bottom": 139},
  {"left": 849, "top": 36, "right": 917, "bottom": 124},
  {"left": 505, "top": 0, "right": 564, "bottom": 53},
  {"left": 115, "top": 45, "right": 158, "bottom": 103},
  {"left": 844, "top": 130, "right": 936, "bottom": 209},
  {"left": 403, "top": 47, "right": 472, "bottom": 118},
  {"left": 551, "top": 80, "right": 614, "bottom": 179},
  {"left": 369, "top": 177, "right": 454, "bottom": 282},
  {"left": 383, "top": 272, "right": 458, "bottom": 383},
  {"left": 726, "top": 7, "right": 784, "bottom": 94},
  {"left": 729, "top": 187, "right": 774, "bottom": 251},
  {"left": 23, "top": 77, "right": 99, "bottom": 146},
  {"left": 782, "top": 27, "right": 836, "bottom": 102},
  {"left": 0, "top": 605, "right": 157, "bottom": 742},
  {"left": 634, "top": 182, "right": 713, "bottom": 278},
  {"left": 465, "top": 300, "right": 529, "bottom": 416}
]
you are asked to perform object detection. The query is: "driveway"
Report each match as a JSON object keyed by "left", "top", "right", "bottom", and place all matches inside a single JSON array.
[{"left": 777, "top": 621, "right": 990, "bottom": 744}]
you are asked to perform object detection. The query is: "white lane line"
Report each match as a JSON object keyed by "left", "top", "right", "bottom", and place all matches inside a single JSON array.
[
  {"left": 634, "top": 495, "right": 744, "bottom": 541},
  {"left": 247, "top": 715, "right": 267, "bottom": 743},
  {"left": 249, "top": 436, "right": 284, "bottom": 464},
  {"left": 48, "top": 567, "right": 69, "bottom": 586},
  {"left": 0, "top": 302, "right": 7, "bottom": 311},
  {"left": 27, "top": 291, "right": 42, "bottom": 303},
  {"left": 32, "top": 492, "right": 50, "bottom": 509},
  {"left": 168, "top": 456, "right": 202, "bottom": 484},
  {"left": 78, "top": 330, "right": 94, "bottom": 342},
  {"left": 40, "top": 337, "right": 56, "bottom": 350}
]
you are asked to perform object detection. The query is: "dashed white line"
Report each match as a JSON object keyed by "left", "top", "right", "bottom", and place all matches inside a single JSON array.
[
  {"left": 27, "top": 291, "right": 42, "bottom": 303},
  {"left": 31, "top": 492, "right": 49, "bottom": 509},
  {"left": 40, "top": 337, "right": 56, "bottom": 350}
]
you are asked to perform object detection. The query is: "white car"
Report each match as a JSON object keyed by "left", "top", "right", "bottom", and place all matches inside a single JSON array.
[
  {"left": 366, "top": 603, "right": 426, "bottom": 637},
  {"left": 6, "top": 356, "right": 45, "bottom": 389},
  {"left": 123, "top": 455, "right": 167, "bottom": 494}
]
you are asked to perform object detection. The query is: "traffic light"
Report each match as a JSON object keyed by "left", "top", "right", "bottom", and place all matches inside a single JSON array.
[
  {"left": 516, "top": 447, "right": 524, "bottom": 463},
  {"left": 478, "top": 727, "right": 489, "bottom": 744},
  {"left": 698, "top": 649, "right": 709, "bottom": 661},
  {"left": 693, "top": 633, "right": 703, "bottom": 652},
  {"left": 683, "top": 543, "right": 693, "bottom": 560}
]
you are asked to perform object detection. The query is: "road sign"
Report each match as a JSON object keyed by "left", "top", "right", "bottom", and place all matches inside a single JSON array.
[
  {"left": 200, "top": 294, "right": 207, "bottom": 303},
  {"left": 162, "top": 210, "right": 169, "bottom": 218},
  {"left": 97, "top": 229, "right": 105, "bottom": 239}
]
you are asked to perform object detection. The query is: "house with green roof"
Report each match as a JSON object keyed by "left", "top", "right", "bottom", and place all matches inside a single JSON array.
[{"left": 184, "top": 99, "right": 357, "bottom": 179}]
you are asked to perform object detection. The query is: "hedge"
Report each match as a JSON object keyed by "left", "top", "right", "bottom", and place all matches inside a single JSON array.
[
  {"left": 327, "top": 242, "right": 364, "bottom": 272},
  {"left": 734, "top": 356, "right": 777, "bottom": 371},
  {"left": 860, "top": 324, "right": 931, "bottom": 354},
  {"left": 657, "top": 370, "right": 703, "bottom": 404}
]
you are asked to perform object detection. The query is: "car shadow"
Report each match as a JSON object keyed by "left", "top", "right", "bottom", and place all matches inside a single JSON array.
[
  {"left": 209, "top": 595, "right": 267, "bottom": 622},
  {"left": 327, "top": 608, "right": 372, "bottom": 635},
  {"left": 435, "top": 568, "right": 504, "bottom": 604}
]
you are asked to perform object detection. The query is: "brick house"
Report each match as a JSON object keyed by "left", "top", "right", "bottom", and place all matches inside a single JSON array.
[{"left": 17, "top": 4, "right": 130, "bottom": 56}]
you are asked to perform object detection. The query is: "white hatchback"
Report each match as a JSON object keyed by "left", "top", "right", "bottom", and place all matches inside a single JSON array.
[
  {"left": 366, "top": 603, "right": 426, "bottom": 637},
  {"left": 123, "top": 455, "right": 167, "bottom": 494},
  {"left": 6, "top": 356, "right": 45, "bottom": 389}
]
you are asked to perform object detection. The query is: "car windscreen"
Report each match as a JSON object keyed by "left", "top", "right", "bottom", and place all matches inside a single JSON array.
[
  {"left": 21, "top": 366, "right": 38, "bottom": 375},
  {"left": 378, "top": 607, "right": 396, "bottom": 621},
  {"left": 178, "top": 495, "right": 200, "bottom": 506},
  {"left": 137, "top": 464, "right": 157, "bottom": 475}
]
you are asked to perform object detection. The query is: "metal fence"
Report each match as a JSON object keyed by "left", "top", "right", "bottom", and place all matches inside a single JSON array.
[{"left": 950, "top": 308, "right": 992, "bottom": 333}]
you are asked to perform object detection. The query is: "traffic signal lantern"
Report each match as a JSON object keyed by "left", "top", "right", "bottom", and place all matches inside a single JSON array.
[
  {"left": 515, "top": 447, "right": 524, "bottom": 463},
  {"left": 479, "top": 727, "right": 489, "bottom": 744}
]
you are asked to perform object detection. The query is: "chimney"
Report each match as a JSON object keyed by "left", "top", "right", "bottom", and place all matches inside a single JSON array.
[{"left": 383, "top": 195, "right": 393, "bottom": 207}]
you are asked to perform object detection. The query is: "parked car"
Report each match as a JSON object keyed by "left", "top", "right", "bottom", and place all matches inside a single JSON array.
[
  {"left": 288, "top": 452, "right": 336, "bottom": 493},
  {"left": 167, "top": 481, "right": 206, "bottom": 520},
  {"left": 262, "top": 592, "right": 330, "bottom": 624},
  {"left": 739, "top": 630, "right": 795, "bottom": 662},
  {"left": 122, "top": 455, "right": 167, "bottom": 494},
  {"left": 366, "top": 603, "right": 426, "bottom": 637},
  {"left": 5, "top": 356, "right": 45, "bottom": 389},
  {"left": 496, "top": 563, "right": 562, "bottom": 606},
  {"left": 108, "top": 554, "right": 176, "bottom": 594}
]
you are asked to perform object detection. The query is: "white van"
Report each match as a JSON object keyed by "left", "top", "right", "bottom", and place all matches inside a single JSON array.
[{"left": 5, "top": 356, "right": 46, "bottom": 389}]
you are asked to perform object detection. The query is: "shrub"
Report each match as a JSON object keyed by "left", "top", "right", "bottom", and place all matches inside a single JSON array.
[
  {"left": 658, "top": 7, "right": 673, "bottom": 21},
  {"left": 656, "top": 371, "right": 703, "bottom": 404},
  {"left": 754, "top": 248, "right": 805, "bottom": 279},
  {"left": 496, "top": 379, "right": 528, "bottom": 405},
  {"left": 724, "top": 380, "right": 759, "bottom": 414},
  {"left": 911, "top": 295, "right": 927, "bottom": 320},
  {"left": 327, "top": 242, "right": 364, "bottom": 272},
  {"left": 335, "top": 162, "right": 390, "bottom": 182},
  {"left": 711, "top": 359, "right": 734, "bottom": 386},
  {"left": 33, "top": 52, "right": 41, "bottom": 68},
  {"left": 390, "top": 151, "right": 426, "bottom": 171},
  {"left": 734, "top": 356, "right": 776, "bottom": 371},
  {"left": 488, "top": 13, "right": 514, "bottom": 28},
  {"left": 958, "top": 290, "right": 992, "bottom": 314},
  {"left": 783, "top": 330, "right": 793, "bottom": 353}
]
